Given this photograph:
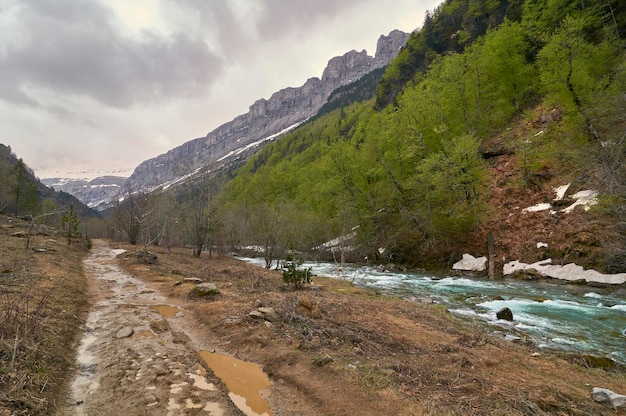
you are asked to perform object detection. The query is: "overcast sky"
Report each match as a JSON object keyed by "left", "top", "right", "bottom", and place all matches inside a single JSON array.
[{"left": 1, "top": 0, "right": 440, "bottom": 180}]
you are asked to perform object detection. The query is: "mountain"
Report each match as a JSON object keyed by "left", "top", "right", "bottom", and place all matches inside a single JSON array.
[
  {"left": 314, "top": 66, "right": 387, "bottom": 120},
  {"left": 41, "top": 176, "right": 127, "bottom": 211},
  {"left": 0, "top": 144, "right": 97, "bottom": 219},
  {"left": 218, "top": 0, "right": 626, "bottom": 272},
  {"left": 125, "top": 30, "right": 409, "bottom": 193}
]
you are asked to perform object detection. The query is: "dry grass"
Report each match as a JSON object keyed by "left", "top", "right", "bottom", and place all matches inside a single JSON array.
[
  {"left": 115, "top": 242, "right": 626, "bottom": 415},
  {"left": 0, "top": 216, "right": 89, "bottom": 415}
]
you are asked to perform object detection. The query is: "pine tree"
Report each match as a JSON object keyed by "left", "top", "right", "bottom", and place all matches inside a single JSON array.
[
  {"left": 13, "top": 159, "right": 39, "bottom": 217},
  {"left": 61, "top": 204, "right": 80, "bottom": 246}
]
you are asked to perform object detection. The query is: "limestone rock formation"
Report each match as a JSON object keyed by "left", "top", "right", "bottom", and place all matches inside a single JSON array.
[{"left": 126, "top": 30, "right": 409, "bottom": 194}]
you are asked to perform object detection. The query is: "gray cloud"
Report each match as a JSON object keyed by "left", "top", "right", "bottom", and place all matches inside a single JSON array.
[
  {"left": 0, "top": 0, "right": 223, "bottom": 108},
  {"left": 158, "top": 1, "right": 368, "bottom": 59},
  {"left": 1, "top": 0, "right": 440, "bottom": 179},
  {"left": 255, "top": 0, "right": 364, "bottom": 39},
  {"left": 159, "top": 0, "right": 256, "bottom": 61}
]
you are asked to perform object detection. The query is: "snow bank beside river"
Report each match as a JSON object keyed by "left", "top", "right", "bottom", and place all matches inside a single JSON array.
[
  {"left": 452, "top": 254, "right": 626, "bottom": 285},
  {"left": 504, "top": 259, "right": 626, "bottom": 285}
]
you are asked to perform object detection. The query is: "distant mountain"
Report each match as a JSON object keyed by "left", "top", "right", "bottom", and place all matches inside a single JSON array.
[
  {"left": 41, "top": 176, "right": 127, "bottom": 211},
  {"left": 125, "top": 30, "right": 409, "bottom": 194},
  {"left": 0, "top": 144, "right": 97, "bottom": 218},
  {"left": 44, "top": 30, "right": 409, "bottom": 210}
]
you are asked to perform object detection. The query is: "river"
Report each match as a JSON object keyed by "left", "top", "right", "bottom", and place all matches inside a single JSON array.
[{"left": 240, "top": 257, "right": 626, "bottom": 366}]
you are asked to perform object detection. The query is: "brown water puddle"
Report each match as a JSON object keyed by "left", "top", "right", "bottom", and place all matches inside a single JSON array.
[
  {"left": 151, "top": 304, "right": 180, "bottom": 318},
  {"left": 199, "top": 351, "right": 272, "bottom": 416}
]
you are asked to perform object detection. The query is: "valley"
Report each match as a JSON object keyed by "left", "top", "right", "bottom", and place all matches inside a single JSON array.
[
  {"left": 1, "top": 0, "right": 625, "bottom": 414},
  {"left": 2, "top": 218, "right": 624, "bottom": 415},
  {"left": 62, "top": 237, "right": 626, "bottom": 415}
]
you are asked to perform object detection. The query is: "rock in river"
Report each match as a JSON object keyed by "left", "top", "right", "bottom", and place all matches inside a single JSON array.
[{"left": 496, "top": 307, "right": 514, "bottom": 321}]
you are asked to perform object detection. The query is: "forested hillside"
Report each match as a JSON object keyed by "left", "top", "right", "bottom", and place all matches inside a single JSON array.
[
  {"left": 375, "top": 0, "right": 524, "bottom": 109},
  {"left": 217, "top": 0, "right": 626, "bottom": 272},
  {"left": 0, "top": 144, "right": 97, "bottom": 222}
]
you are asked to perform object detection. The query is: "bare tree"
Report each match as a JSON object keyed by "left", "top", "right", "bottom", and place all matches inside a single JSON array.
[
  {"left": 181, "top": 170, "right": 222, "bottom": 257},
  {"left": 247, "top": 201, "right": 296, "bottom": 269},
  {"left": 114, "top": 184, "right": 143, "bottom": 245}
]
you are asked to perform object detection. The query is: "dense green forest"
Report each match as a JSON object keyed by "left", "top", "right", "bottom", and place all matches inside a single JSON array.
[{"left": 215, "top": 0, "right": 626, "bottom": 270}]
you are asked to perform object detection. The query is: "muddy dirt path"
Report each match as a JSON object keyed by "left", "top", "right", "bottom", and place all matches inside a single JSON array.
[{"left": 58, "top": 240, "right": 266, "bottom": 416}]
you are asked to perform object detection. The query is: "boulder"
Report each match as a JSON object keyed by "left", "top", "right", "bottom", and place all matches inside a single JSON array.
[
  {"left": 257, "top": 307, "right": 280, "bottom": 323},
  {"left": 296, "top": 296, "right": 322, "bottom": 317},
  {"left": 137, "top": 250, "right": 158, "bottom": 264},
  {"left": 496, "top": 307, "right": 514, "bottom": 321},
  {"left": 248, "top": 307, "right": 280, "bottom": 323},
  {"left": 115, "top": 327, "right": 134, "bottom": 338},
  {"left": 248, "top": 310, "right": 265, "bottom": 319},
  {"left": 312, "top": 354, "right": 334, "bottom": 367},
  {"left": 591, "top": 387, "right": 626, "bottom": 409},
  {"left": 193, "top": 283, "right": 220, "bottom": 298}
]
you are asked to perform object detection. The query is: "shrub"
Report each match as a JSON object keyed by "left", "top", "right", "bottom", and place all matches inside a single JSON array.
[{"left": 282, "top": 260, "right": 311, "bottom": 290}]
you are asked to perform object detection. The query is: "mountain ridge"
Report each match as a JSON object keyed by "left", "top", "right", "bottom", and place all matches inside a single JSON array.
[
  {"left": 47, "top": 30, "right": 409, "bottom": 210},
  {"left": 124, "top": 30, "right": 409, "bottom": 195}
]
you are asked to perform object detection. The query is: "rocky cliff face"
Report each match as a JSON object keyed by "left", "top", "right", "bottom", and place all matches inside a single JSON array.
[{"left": 127, "top": 30, "right": 409, "bottom": 193}]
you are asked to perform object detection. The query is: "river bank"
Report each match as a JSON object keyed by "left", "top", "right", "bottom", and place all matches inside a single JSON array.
[
  {"left": 112, "top": 242, "right": 626, "bottom": 415},
  {"left": 1, "top": 223, "right": 622, "bottom": 415},
  {"left": 242, "top": 256, "right": 626, "bottom": 367}
]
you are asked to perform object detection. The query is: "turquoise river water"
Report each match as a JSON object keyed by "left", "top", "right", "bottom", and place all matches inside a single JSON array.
[{"left": 241, "top": 257, "right": 626, "bottom": 365}]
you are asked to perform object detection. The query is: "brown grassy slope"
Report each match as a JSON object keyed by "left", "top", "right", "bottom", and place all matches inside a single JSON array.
[
  {"left": 0, "top": 216, "right": 90, "bottom": 415},
  {"left": 116, "top": 243, "right": 626, "bottom": 415},
  {"left": 448, "top": 105, "right": 621, "bottom": 274}
]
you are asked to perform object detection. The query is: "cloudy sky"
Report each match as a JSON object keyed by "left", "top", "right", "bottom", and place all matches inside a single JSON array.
[{"left": 1, "top": 0, "right": 440, "bottom": 180}]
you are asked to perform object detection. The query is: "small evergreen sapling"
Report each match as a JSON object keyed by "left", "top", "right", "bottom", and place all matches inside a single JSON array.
[{"left": 61, "top": 205, "right": 80, "bottom": 245}]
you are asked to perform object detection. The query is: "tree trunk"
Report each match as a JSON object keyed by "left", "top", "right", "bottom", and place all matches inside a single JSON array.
[
  {"left": 487, "top": 231, "right": 496, "bottom": 279},
  {"left": 565, "top": 45, "right": 600, "bottom": 144}
]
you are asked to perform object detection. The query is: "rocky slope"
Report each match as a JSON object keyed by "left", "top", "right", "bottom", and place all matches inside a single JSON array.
[{"left": 126, "top": 30, "right": 409, "bottom": 194}]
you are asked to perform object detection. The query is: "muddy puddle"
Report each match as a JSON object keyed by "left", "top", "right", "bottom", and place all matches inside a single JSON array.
[
  {"left": 199, "top": 351, "right": 272, "bottom": 416},
  {"left": 151, "top": 304, "right": 180, "bottom": 318}
]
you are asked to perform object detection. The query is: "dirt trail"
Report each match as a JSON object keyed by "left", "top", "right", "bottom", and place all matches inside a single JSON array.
[
  {"left": 58, "top": 240, "right": 254, "bottom": 416},
  {"left": 54, "top": 239, "right": 626, "bottom": 416}
]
